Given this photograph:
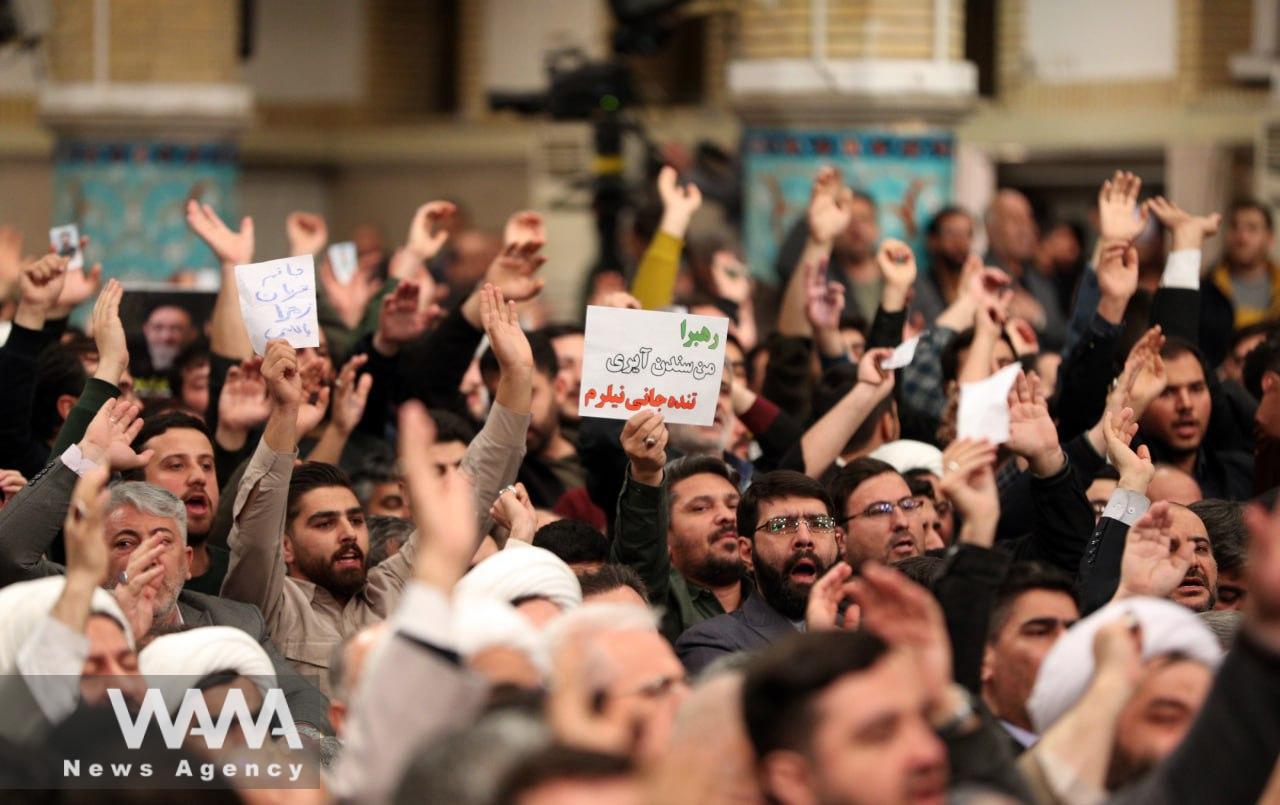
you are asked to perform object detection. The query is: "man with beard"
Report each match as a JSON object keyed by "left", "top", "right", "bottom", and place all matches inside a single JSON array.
[
  {"left": 1137, "top": 338, "right": 1251, "bottom": 500},
  {"left": 127, "top": 303, "right": 197, "bottom": 398},
  {"left": 674, "top": 470, "right": 842, "bottom": 674},
  {"left": 509, "top": 332, "right": 585, "bottom": 509},
  {"left": 0, "top": 421, "right": 332, "bottom": 733},
  {"left": 1084, "top": 404, "right": 1222, "bottom": 614},
  {"left": 122, "top": 411, "right": 222, "bottom": 589},
  {"left": 613, "top": 409, "right": 750, "bottom": 642},
  {"left": 224, "top": 303, "right": 530, "bottom": 692},
  {"left": 830, "top": 457, "right": 925, "bottom": 564},
  {"left": 910, "top": 206, "right": 975, "bottom": 326}
]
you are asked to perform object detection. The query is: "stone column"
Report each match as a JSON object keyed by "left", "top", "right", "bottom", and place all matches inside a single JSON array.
[
  {"left": 38, "top": 0, "right": 252, "bottom": 281},
  {"left": 728, "top": 0, "right": 976, "bottom": 282}
]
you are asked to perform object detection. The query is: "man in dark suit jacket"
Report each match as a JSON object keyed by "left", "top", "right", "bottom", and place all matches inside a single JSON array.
[
  {"left": 0, "top": 456, "right": 332, "bottom": 734},
  {"left": 676, "top": 471, "right": 844, "bottom": 674}
]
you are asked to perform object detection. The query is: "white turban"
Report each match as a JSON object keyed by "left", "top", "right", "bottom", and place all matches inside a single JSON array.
[
  {"left": 869, "top": 440, "right": 945, "bottom": 477},
  {"left": 139, "top": 626, "right": 276, "bottom": 713},
  {"left": 451, "top": 597, "right": 551, "bottom": 676},
  {"left": 0, "top": 576, "right": 133, "bottom": 672},
  {"left": 1027, "top": 597, "right": 1223, "bottom": 734},
  {"left": 454, "top": 544, "right": 582, "bottom": 612}
]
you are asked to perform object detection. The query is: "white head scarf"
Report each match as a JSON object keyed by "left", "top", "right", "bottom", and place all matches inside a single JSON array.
[
  {"left": 454, "top": 544, "right": 582, "bottom": 612},
  {"left": 869, "top": 440, "right": 945, "bottom": 477},
  {"left": 0, "top": 576, "right": 133, "bottom": 672},
  {"left": 139, "top": 625, "right": 276, "bottom": 713},
  {"left": 1027, "top": 597, "right": 1223, "bottom": 734},
  {"left": 451, "top": 598, "right": 551, "bottom": 676}
]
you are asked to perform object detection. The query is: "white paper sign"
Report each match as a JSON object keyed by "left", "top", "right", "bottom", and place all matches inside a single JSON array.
[
  {"left": 235, "top": 255, "right": 320, "bottom": 356},
  {"left": 49, "top": 223, "right": 83, "bottom": 271},
  {"left": 881, "top": 335, "right": 920, "bottom": 370},
  {"left": 579, "top": 306, "right": 728, "bottom": 426},
  {"left": 957, "top": 363, "right": 1022, "bottom": 444},
  {"left": 327, "top": 242, "right": 358, "bottom": 286}
]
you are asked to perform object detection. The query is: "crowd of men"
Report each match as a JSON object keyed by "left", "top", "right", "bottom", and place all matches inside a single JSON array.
[{"left": 0, "top": 159, "right": 1277, "bottom": 804}]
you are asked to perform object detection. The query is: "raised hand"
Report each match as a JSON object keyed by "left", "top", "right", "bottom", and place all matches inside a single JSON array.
[
  {"left": 503, "top": 210, "right": 545, "bottom": 248},
  {"left": 286, "top": 211, "right": 328, "bottom": 256},
  {"left": 1096, "top": 241, "right": 1139, "bottom": 323},
  {"left": 1115, "top": 501, "right": 1193, "bottom": 601},
  {"left": 399, "top": 401, "right": 478, "bottom": 591},
  {"left": 938, "top": 438, "right": 999, "bottom": 546},
  {"left": 219, "top": 357, "right": 272, "bottom": 431},
  {"left": 79, "top": 398, "right": 153, "bottom": 471},
  {"left": 1097, "top": 170, "right": 1149, "bottom": 244},
  {"left": 1102, "top": 407, "right": 1154, "bottom": 493},
  {"left": 1109, "top": 326, "right": 1167, "bottom": 421},
  {"left": 185, "top": 199, "right": 254, "bottom": 266},
  {"left": 296, "top": 385, "right": 332, "bottom": 437},
  {"left": 261, "top": 339, "right": 303, "bottom": 410},
  {"left": 1147, "top": 196, "right": 1222, "bottom": 251},
  {"left": 330, "top": 354, "right": 373, "bottom": 435},
  {"left": 808, "top": 168, "right": 854, "bottom": 246},
  {"left": 857, "top": 347, "right": 895, "bottom": 393},
  {"left": 620, "top": 409, "right": 668, "bottom": 486},
  {"left": 319, "top": 253, "right": 382, "bottom": 329},
  {"left": 876, "top": 238, "right": 918, "bottom": 288},
  {"left": 709, "top": 250, "right": 751, "bottom": 304},
  {"left": 90, "top": 279, "right": 129, "bottom": 384},
  {"left": 1006, "top": 371, "right": 1063, "bottom": 475},
  {"left": 373, "top": 281, "right": 437, "bottom": 355},
  {"left": 63, "top": 465, "right": 111, "bottom": 587},
  {"left": 657, "top": 166, "right": 702, "bottom": 238},
  {"left": 408, "top": 201, "right": 457, "bottom": 260},
  {"left": 489, "top": 482, "right": 536, "bottom": 543},
  {"left": 851, "top": 563, "right": 952, "bottom": 699},
  {"left": 804, "top": 260, "right": 845, "bottom": 332},
  {"left": 805, "top": 562, "right": 860, "bottom": 632},
  {"left": 480, "top": 283, "right": 533, "bottom": 373},
  {"left": 485, "top": 240, "right": 547, "bottom": 302},
  {"left": 54, "top": 259, "right": 103, "bottom": 313},
  {"left": 0, "top": 469, "right": 27, "bottom": 503},
  {"left": 18, "top": 254, "right": 69, "bottom": 313},
  {"left": 110, "top": 531, "right": 167, "bottom": 640}
]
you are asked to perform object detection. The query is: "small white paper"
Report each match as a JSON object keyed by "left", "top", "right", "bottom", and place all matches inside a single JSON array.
[
  {"left": 579, "top": 306, "right": 728, "bottom": 426},
  {"left": 957, "top": 363, "right": 1022, "bottom": 444},
  {"left": 235, "top": 255, "right": 320, "bottom": 356},
  {"left": 327, "top": 242, "right": 358, "bottom": 286},
  {"left": 881, "top": 335, "right": 920, "bottom": 370},
  {"left": 49, "top": 224, "right": 83, "bottom": 271}
]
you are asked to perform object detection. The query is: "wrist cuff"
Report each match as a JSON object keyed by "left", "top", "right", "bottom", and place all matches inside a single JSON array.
[{"left": 1160, "top": 249, "right": 1201, "bottom": 290}]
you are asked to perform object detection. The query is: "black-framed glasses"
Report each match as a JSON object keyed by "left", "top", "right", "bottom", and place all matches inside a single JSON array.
[
  {"left": 755, "top": 514, "right": 838, "bottom": 535},
  {"left": 843, "top": 497, "right": 923, "bottom": 522}
]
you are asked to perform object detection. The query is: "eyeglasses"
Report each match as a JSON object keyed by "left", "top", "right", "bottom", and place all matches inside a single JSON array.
[
  {"left": 933, "top": 499, "right": 952, "bottom": 517},
  {"left": 843, "top": 497, "right": 923, "bottom": 522},
  {"left": 755, "top": 514, "right": 838, "bottom": 535}
]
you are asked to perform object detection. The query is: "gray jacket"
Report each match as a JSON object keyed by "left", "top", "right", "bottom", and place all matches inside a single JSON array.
[
  {"left": 0, "top": 458, "right": 332, "bottom": 733},
  {"left": 674, "top": 590, "right": 798, "bottom": 675}
]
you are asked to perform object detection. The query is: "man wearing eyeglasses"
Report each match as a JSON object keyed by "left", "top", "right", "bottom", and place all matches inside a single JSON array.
[
  {"left": 675, "top": 470, "right": 843, "bottom": 674},
  {"left": 830, "top": 457, "right": 927, "bottom": 565}
]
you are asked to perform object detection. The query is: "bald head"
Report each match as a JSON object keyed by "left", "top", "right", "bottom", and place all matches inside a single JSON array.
[
  {"left": 1166, "top": 505, "right": 1218, "bottom": 613},
  {"left": 1147, "top": 465, "right": 1202, "bottom": 506}
]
